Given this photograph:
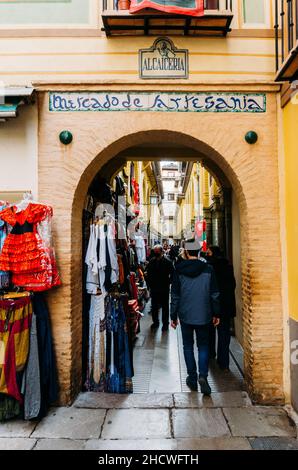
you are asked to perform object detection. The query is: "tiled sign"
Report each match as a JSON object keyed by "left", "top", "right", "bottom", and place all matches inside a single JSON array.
[{"left": 49, "top": 91, "right": 266, "bottom": 113}]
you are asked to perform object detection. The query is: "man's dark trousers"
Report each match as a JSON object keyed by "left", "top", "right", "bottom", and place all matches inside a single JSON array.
[{"left": 151, "top": 290, "right": 170, "bottom": 327}]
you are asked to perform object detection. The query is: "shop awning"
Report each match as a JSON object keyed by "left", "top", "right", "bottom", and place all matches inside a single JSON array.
[{"left": 0, "top": 86, "right": 34, "bottom": 121}]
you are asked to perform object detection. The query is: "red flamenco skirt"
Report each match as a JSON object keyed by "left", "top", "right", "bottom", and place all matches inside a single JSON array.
[{"left": 0, "top": 232, "right": 61, "bottom": 292}]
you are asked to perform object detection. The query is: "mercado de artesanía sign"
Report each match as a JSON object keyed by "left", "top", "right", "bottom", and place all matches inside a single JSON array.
[{"left": 49, "top": 91, "right": 266, "bottom": 114}]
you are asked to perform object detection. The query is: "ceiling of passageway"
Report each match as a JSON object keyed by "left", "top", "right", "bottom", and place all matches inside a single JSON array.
[{"left": 97, "top": 143, "right": 231, "bottom": 190}]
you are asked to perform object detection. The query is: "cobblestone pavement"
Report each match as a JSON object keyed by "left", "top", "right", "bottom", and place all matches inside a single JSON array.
[{"left": 0, "top": 392, "right": 297, "bottom": 450}]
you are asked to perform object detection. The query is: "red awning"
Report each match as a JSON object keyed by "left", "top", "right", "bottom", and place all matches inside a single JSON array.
[{"left": 130, "top": 0, "right": 204, "bottom": 17}]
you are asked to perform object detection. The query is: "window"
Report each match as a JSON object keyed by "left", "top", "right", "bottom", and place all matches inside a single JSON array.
[
  {"left": 242, "top": 0, "right": 268, "bottom": 27},
  {"left": 168, "top": 194, "right": 175, "bottom": 201}
]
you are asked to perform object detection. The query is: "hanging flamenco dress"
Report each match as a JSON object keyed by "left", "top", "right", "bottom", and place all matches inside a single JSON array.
[
  {"left": 0, "top": 205, "right": 10, "bottom": 289},
  {"left": 0, "top": 203, "right": 61, "bottom": 292}
]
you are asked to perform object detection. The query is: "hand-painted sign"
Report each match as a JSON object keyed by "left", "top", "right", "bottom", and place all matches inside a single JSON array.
[
  {"left": 49, "top": 92, "right": 266, "bottom": 113},
  {"left": 139, "top": 37, "right": 188, "bottom": 79}
]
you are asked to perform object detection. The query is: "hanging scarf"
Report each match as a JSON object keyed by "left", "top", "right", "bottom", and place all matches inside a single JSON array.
[{"left": 130, "top": 0, "right": 204, "bottom": 17}]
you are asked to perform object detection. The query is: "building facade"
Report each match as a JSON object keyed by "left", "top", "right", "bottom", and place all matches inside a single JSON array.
[{"left": 0, "top": 0, "right": 295, "bottom": 412}]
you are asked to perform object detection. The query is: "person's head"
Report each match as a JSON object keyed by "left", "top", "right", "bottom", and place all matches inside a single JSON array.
[
  {"left": 183, "top": 238, "right": 201, "bottom": 259},
  {"left": 207, "top": 245, "right": 222, "bottom": 258},
  {"left": 153, "top": 244, "right": 163, "bottom": 258}
]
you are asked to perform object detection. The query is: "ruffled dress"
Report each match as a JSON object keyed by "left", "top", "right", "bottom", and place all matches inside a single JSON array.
[
  {"left": 0, "top": 203, "right": 61, "bottom": 292},
  {"left": 0, "top": 205, "right": 10, "bottom": 289}
]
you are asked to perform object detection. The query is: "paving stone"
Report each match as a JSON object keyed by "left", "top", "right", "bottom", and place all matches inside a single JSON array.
[
  {"left": 34, "top": 439, "right": 86, "bottom": 450},
  {"left": 74, "top": 392, "right": 174, "bottom": 409},
  {"left": 249, "top": 437, "right": 298, "bottom": 450},
  {"left": 0, "top": 438, "right": 37, "bottom": 450},
  {"left": 172, "top": 409, "right": 230, "bottom": 438},
  {"left": 174, "top": 391, "right": 251, "bottom": 408},
  {"left": 223, "top": 407, "right": 297, "bottom": 437},
  {"left": 177, "top": 437, "right": 251, "bottom": 450},
  {"left": 0, "top": 420, "right": 37, "bottom": 438},
  {"left": 102, "top": 409, "right": 171, "bottom": 440},
  {"left": 86, "top": 439, "right": 177, "bottom": 450},
  {"left": 31, "top": 407, "right": 106, "bottom": 440}
]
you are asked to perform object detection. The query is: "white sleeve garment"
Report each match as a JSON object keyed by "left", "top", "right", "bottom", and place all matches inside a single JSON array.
[
  {"left": 85, "top": 225, "right": 100, "bottom": 294},
  {"left": 107, "top": 223, "right": 119, "bottom": 284}
]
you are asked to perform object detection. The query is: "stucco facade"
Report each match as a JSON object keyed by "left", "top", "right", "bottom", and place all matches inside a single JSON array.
[{"left": 34, "top": 81, "right": 284, "bottom": 405}]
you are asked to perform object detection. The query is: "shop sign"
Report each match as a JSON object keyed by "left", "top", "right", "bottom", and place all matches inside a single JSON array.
[
  {"left": 139, "top": 37, "right": 188, "bottom": 79},
  {"left": 49, "top": 92, "right": 266, "bottom": 113}
]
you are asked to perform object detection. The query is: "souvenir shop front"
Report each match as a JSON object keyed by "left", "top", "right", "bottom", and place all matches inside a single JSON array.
[
  {"left": 1, "top": 82, "right": 282, "bottom": 409},
  {"left": 82, "top": 166, "right": 149, "bottom": 394}
]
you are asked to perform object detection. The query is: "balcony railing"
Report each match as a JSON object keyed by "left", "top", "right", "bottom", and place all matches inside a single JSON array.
[
  {"left": 102, "top": 0, "right": 233, "bottom": 37},
  {"left": 275, "top": 0, "right": 298, "bottom": 81}
]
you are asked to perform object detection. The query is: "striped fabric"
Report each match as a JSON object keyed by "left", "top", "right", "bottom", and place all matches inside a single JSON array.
[
  {"left": 130, "top": 0, "right": 204, "bottom": 16},
  {"left": 0, "top": 297, "right": 32, "bottom": 403}
]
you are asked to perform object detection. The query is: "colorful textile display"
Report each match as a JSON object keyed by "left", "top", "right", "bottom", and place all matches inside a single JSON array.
[
  {"left": 130, "top": 0, "right": 204, "bottom": 17},
  {"left": 0, "top": 204, "right": 10, "bottom": 289},
  {"left": 0, "top": 203, "right": 61, "bottom": 292},
  {"left": 106, "top": 296, "right": 133, "bottom": 394},
  {"left": 0, "top": 296, "right": 33, "bottom": 403}
]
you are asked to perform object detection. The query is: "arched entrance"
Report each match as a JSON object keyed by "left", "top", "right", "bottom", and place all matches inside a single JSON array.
[{"left": 38, "top": 88, "right": 284, "bottom": 405}]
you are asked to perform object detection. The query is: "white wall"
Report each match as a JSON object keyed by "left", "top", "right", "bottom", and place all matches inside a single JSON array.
[
  {"left": 232, "top": 190, "right": 243, "bottom": 345},
  {"left": 0, "top": 104, "right": 38, "bottom": 199}
]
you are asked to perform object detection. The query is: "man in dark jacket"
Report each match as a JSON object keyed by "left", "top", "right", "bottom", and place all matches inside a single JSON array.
[
  {"left": 206, "top": 246, "right": 236, "bottom": 371},
  {"left": 171, "top": 239, "right": 221, "bottom": 395},
  {"left": 146, "top": 245, "right": 174, "bottom": 331}
]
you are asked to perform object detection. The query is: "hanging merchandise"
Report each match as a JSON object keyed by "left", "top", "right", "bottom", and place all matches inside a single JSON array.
[
  {"left": 132, "top": 179, "right": 140, "bottom": 216},
  {"left": 134, "top": 229, "right": 146, "bottom": 264},
  {"left": 0, "top": 203, "right": 61, "bottom": 292},
  {"left": 105, "top": 295, "right": 133, "bottom": 394},
  {"left": 0, "top": 292, "right": 58, "bottom": 422},
  {"left": 195, "top": 219, "right": 207, "bottom": 252},
  {"left": 0, "top": 203, "right": 10, "bottom": 289},
  {"left": 85, "top": 224, "right": 101, "bottom": 295},
  {"left": 86, "top": 294, "right": 106, "bottom": 392},
  {"left": 32, "top": 293, "right": 58, "bottom": 419},
  {"left": 0, "top": 294, "right": 33, "bottom": 404}
]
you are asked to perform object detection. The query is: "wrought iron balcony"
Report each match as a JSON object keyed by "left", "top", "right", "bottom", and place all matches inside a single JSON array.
[
  {"left": 102, "top": 0, "right": 233, "bottom": 37},
  {"left": 275, "top": 0, "right": 298, "bottom": 81}
]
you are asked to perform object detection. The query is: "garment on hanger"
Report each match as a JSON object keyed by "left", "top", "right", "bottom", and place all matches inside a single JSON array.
[
  {"left": 0, "top": 203, "right": 61, "bottom": 291},
  {"left": 86, "top": 294, "right": 106, "bottom": 392},
  {"left": 0, "top": 295, "right": 33, "bottom": 403},
  {"left": 0, "top": 204, "right": 10, "bottom": 289},
  {"left": 128, "top": 272, "right": 138, "bottom": 301},
  {"left": 33, "top": 293, "right": 58, "bottom": 419},
  {"left": 21, "top": 312, "right": 41, "bottom": 420},
  {"left": 135, "top": 229, "right": 146, "bottom": 264},
  {"left": 85, "top": 224, "right": 100, "bottom": 295},
  {"left": 105, "top": 296, "right": 133, "bottom": 394},
  {"left": 117, "top": 254, "right": 125, "bottom": 285}
]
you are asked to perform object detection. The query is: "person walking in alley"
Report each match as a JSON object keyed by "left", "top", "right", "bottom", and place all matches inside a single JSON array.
[
  {"left": 145, "top": 244, "right": 174, "bottom": 331},
  {"left": 206, "top": 246, "right": 236, "bottom": 371},
  {"left": 170, "top": 239, "right": 221, "bottom": 395}
]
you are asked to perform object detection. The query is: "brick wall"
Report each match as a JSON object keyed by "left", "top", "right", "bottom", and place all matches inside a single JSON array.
[{"left": 37, "top": 83, "right": 284, "bottom": 405}]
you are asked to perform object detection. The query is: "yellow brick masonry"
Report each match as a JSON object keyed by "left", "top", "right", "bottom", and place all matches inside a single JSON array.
[{"left": 37, "top": 82, "right": 283, "bottom": 405}]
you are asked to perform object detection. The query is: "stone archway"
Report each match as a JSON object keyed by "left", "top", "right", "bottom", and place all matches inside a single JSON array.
[{"left": 38, "top": 88, "right": 283, "bottom": 405}]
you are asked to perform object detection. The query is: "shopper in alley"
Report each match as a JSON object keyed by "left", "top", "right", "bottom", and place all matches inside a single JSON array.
[
  {"left": 145, "top": 244, "right": 174, "bottom": 332},
  {"left": 206, "top": 245, "right": 236, "bottom": 371},
  {"left": 170, "top": 239, "right": 221, "bottom": 395}
]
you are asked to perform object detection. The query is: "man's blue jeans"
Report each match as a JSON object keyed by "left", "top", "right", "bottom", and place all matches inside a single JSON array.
[{"left": 180, "top": 321, "right": 209, "bottom": 382}]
